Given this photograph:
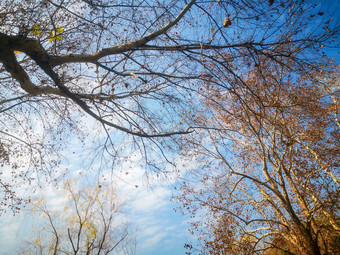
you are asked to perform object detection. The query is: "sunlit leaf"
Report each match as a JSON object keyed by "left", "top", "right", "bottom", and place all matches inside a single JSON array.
[{"left": 30, "top": 24, "right": 41, "bottom": 35}]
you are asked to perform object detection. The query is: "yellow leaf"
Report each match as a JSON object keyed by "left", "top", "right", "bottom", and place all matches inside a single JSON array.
[
  {"left": 48, "top": 27, "right": 63, "bottom": 42},
  {"left": 211, "top": 28, "right": 215, "bottom": 33},
  {"left": 30, "top": 24, "right": 41, "bottom": 35},
  {"left": 14, "top": 50, "right": 21, "bottom": 55},
  {"left": 56, "top": 26, "right": 64, "bottom": 33},
  {"left": 48, "top": 30, "right": 54, "bottom": 42}
]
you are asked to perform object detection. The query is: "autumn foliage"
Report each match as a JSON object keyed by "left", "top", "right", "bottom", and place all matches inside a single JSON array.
[
  {"left": 178, "top": 60, "right": 340, "bottom": 254},
  {"left": 23, "top": 180, "right": 134, "bottom": 255},
  {"left": 0, "top": 0, "right": 339, "bottom": 253}
]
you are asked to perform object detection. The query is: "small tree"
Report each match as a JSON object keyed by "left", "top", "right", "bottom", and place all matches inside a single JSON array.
[{"left": 21, "top": 180, "right": 134, "bottom": 255}]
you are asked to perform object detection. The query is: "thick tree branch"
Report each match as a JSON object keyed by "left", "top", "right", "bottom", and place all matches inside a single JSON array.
[
  {"left": 0, "top": 48, "right": 64, "bottom": 96},
  {"left": 0, "top": 47, "right": 191, "bottom": 138},
  {"left": 48, "top": 0, "right": 196, "bottom": 66}
]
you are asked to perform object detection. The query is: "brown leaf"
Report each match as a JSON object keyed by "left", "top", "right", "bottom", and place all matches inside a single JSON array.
[{"left": 223, "top": 17, "right": 232, "bottom": 28}]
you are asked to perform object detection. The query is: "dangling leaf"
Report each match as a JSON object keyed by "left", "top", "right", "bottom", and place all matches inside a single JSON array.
[{"left": 223, "top": 17, "right": 232, "bottom": 28}]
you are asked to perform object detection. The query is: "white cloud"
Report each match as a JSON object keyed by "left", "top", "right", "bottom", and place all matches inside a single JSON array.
[
  {"left": 0, "top": 212, "right": 28, "bottom": 255},
  {"left": 140, "top": 231, "right": 167, "bottom": 250},
  {"left": 142, "top": 225, "right": 162, "bottom": 237},
  {"left": 130, "top": 186, "right": 170, "bottom": 212},
  {"left": 0, "top": 126, "right": 194, "bottom": 255}
]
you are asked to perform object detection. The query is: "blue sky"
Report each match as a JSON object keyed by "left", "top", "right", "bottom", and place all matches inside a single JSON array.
[
  {"left": 0, "top": 171, "right": 193, "bottom": 255},
  {"left": 1, "top": 1, "right": 339, "bottom": 254},
  {"left": 0, "top": 128, "right": 194, "bottom": 255}
]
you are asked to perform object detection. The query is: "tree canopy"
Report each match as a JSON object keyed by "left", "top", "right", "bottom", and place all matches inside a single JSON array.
[
  {"left": 0, "top": 0, "right": 339, "bottom": 253},
  {"left": 178, "top": 62, "right": 340, "bottom": 254}
]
